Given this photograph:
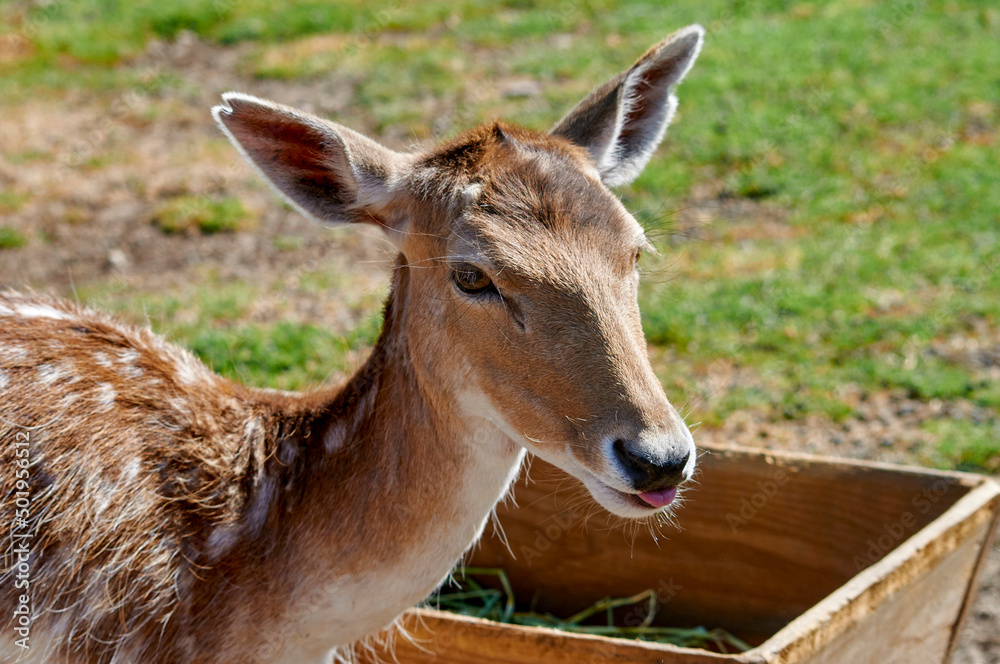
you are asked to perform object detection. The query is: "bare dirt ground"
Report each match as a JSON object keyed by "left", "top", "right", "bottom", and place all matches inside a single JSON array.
[{"left": 1, "top": 33, "right": 996, "bottom": 662}]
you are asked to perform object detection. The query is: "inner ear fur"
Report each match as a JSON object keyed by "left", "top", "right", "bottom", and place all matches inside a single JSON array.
[
  {"left": 550, "top": 25, "right": 705, "bottom": 188},
  {"left": 213, "top": 92, "right": 410, "bottom": 230}
]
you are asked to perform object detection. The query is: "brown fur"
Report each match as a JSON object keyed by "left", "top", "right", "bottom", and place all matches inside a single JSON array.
[{"left": 0, "top": 275, "right": 492, "bottom": 662}]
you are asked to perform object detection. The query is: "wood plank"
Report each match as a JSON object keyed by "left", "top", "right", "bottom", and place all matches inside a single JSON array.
[
  {"left": 754, "top": 480, "right": 1000, "bottom": 663},
  {"left": 946, "top": 491, "right": 1000, "bottom": 661},
  {"left": 361, "top": 609, "right": 753, "bottom": 664}
]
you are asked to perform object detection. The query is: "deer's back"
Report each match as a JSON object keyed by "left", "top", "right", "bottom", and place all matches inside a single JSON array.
[{"left": 0, "top": 291, "right": 274, "bottom": 662}]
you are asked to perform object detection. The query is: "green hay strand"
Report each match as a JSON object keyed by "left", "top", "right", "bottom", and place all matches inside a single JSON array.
[{"left": 432, "top": 567, "right": 751, "bottom": 654}]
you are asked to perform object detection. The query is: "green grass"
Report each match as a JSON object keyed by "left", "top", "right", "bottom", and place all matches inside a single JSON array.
[
  {"left": 0, "top": 190, "right": 30, "bottom": 213},
  {"left": 0, "top": 226, "right": 28, "bottom": 250},
  {"left": 184, "top": 317, "right": 381, "bottom": 390},
  {"left": 152, "top": 195, "right": 255, "bottom": 235},
  {"left": 5, "top": 0, "right": 996, "bottom": 471},
  {"left": 924, "top": 419, "right": 1000, "bottom": 473},
  {"left": 77, "top": 273, "right": 384, "bottom": 391},
  {"left": 273, "top": 235, "right": 306, "bottom": 251},
  {"left": 433, "top": 568, "right": 751, "bottom": 653}
]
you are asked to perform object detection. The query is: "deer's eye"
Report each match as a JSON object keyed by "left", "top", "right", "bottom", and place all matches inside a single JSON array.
[{"left": 452, "top": 264, "right": 495, "bottom": 296}]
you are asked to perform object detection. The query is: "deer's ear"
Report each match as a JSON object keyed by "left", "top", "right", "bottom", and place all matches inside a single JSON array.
[
  {"left": 213, "top": 93, "right": 409, "bottom": 231},
  {"left": 550, "top": 25, "right": 704, "bottom": 188}
]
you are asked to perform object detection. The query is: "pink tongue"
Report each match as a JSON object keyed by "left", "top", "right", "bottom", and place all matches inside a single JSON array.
[{"left": 639, "top": 486, "right": 678, "bottom": 509}]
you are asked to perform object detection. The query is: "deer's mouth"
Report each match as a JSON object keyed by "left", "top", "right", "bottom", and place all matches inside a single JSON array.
[
  {"left": 579, "top": 473, "right": 683, "bottom": 517},
  {"left": 625, "top": 486, "right": 678, "bottom": 510}
]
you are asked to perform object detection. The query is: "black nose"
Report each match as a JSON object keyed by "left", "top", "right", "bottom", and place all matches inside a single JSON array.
[{"left": 613, "top": 439, "right": 690, "bottom": 492}]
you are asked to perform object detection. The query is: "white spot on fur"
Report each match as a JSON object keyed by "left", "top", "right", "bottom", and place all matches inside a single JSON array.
[
  {"left": 117, "top": 348, "right": 143, "bottom": 378},
  {"left": 94, "top": 484, "right": 114, "bottom": 517},
  {"left": 118, "top": 348, "right": 140, "bottom": 364},
  {"left": 4, "top": 345, "right": 28, "bottom": 362},
  {"left": 11, "top": 302, "right": 73, "bottom": 321},
  {"left": 94, "top": 351, "right": 113, "bottom": 368},
  {"left": 256, "top": 386, "right": 300, "bottom": 398},
  {"left": 122, "top": 457, "right": 141, "bottom": 483},
  {"left": 0, "top": 370, "right": 7, "bottom": 390},
  {"left": 244, "top": 417, "right": 262, "bottom": 441},
  {"left": 461, "top": 182, "right": 482, "bottom": 206},
  {"left": 120, "top": 364, "right": 144, "bottom": 379},
  {"left": 169, "top": 397, "right": 191, "bottom": 418},
  {"left": 86, "top": 473, "right": 116, "bottom": 519},
  {"left": 96, "top": 382, "right": 116, "bottom": 411},
  {"left": 37, "top": 363, "right": 66, "bottom": 385},
  {"left": 169, "top": 349, "right": 209, "bottom": 386},
  {"left": 175, "top": 360, "right": 201, "bottom": 385}
]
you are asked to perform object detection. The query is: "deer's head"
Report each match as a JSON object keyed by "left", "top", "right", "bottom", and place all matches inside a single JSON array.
[{"left": 214, "top": 26, "right": 704, "bottom": 518}]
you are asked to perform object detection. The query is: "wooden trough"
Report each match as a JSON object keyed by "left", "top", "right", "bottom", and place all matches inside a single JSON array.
[{"left": 364, "top": 446, "right": 1000, "bottom": 664}]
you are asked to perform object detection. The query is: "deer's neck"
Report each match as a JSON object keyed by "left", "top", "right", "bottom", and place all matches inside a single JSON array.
[{"left": 240, "top": 261, "right": 525, "bottom": 653}]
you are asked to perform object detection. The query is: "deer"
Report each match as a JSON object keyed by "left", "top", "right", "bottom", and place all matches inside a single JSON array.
[{"left": 0, "top": 25, "right": 704, "bottom": 664}]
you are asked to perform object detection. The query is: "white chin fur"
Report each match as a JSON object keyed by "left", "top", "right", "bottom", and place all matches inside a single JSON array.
[
  {"left": 580, "top": 474, "right": 664, "bottom": 519},
  {"left": 456, "top": 394, "right": 676, "bottom": 520},
  {"left": 517, "top": 439, "right": 665, "bottom": 519}
]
